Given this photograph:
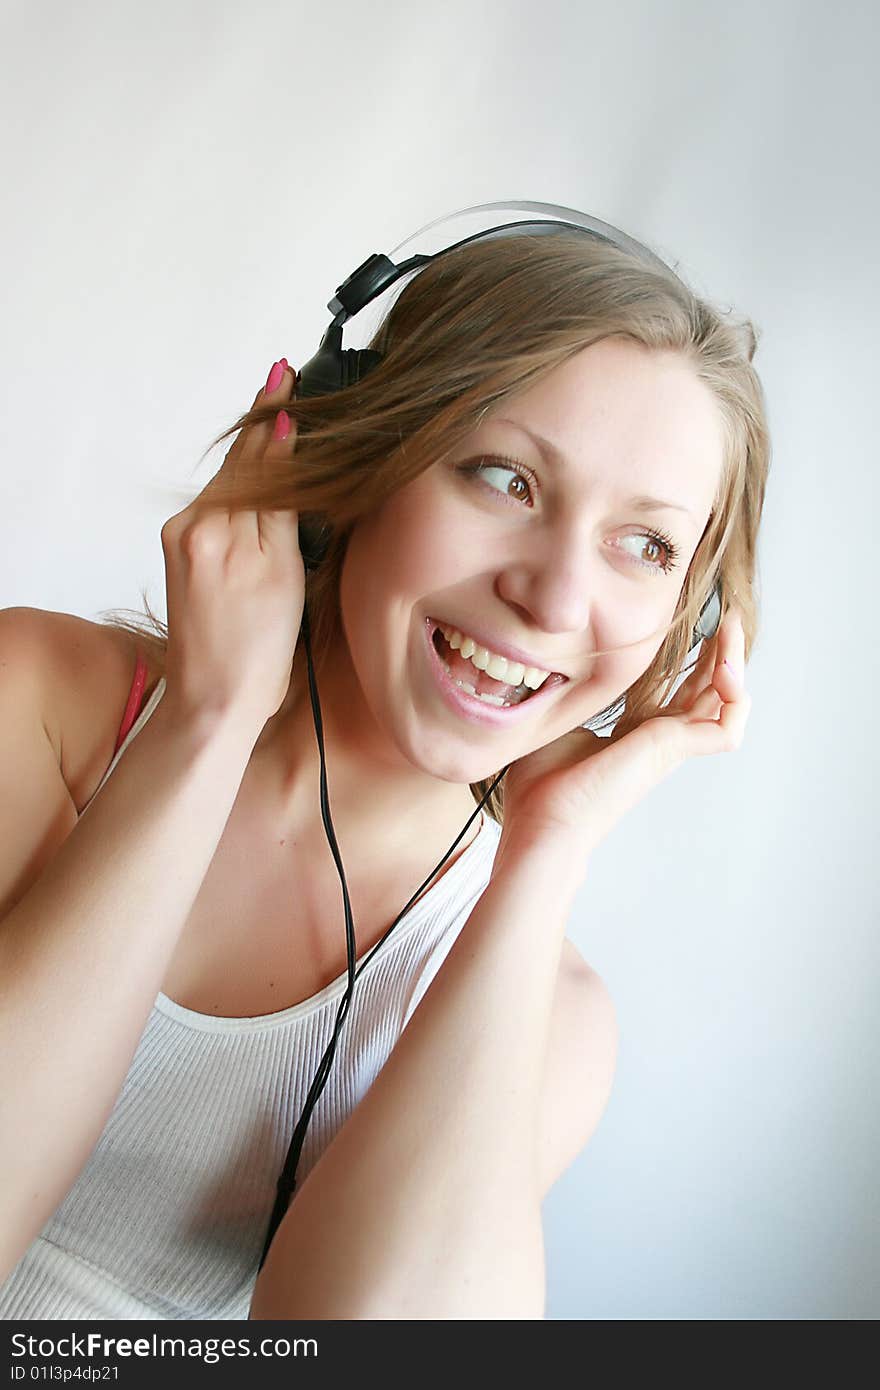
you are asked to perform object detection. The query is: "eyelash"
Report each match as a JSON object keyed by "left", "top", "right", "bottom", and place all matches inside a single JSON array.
[{"left": 459, "top": 454, "right": 681, "bottom": 575}]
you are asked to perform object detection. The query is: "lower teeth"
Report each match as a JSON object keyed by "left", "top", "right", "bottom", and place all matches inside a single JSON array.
[{"left": 439, "top": 658, "right": 527, "bottom": 708}]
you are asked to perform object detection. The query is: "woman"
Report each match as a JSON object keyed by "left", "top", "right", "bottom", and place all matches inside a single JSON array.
[{"left": 0, "top": 230, "right": 768, "bottom": 1320}]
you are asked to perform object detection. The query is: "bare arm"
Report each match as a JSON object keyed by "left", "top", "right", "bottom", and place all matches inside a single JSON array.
[
  {"left": 0, "top": 692, "right": 255, "bottom": 1285},
  {"left": 0, "top": 359, "right": 304, "bottom": 1287},
  {"left": 249, "top": 829, "right": 589, "bottom": 1321}
]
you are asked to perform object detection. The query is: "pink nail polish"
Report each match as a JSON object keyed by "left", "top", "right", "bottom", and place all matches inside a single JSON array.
[
  {"left": 272, "top": 409, "right": 290, "bottom": 442},
  {"left": 265, "top": 360, "right": 284, "bottom": 394}
]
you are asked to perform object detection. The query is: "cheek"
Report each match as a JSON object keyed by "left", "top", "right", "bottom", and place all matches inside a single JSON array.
[
  {"left": 399, "top": 494, "right": 500, "bottom": 600},
  {"left": 337, "top": 497, "right": 443, "bottom": 688},
  {"left": 593, "top": 639, "right": 670, "bottom": 723},
  {"left": 348, "top": 486, "right": 484, "bottom": 602}
]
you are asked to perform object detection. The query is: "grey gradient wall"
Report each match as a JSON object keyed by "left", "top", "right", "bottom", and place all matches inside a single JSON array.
[{"left": 1, "top": 0, "right": 877, "bottom": 1320}]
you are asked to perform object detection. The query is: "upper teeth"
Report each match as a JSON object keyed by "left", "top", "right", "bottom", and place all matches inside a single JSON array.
[{"left": 439, "top": 626, "right": 552, "bottom": 690}]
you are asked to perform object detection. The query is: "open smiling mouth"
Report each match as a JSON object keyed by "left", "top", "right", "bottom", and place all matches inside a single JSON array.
[{"left": 429, "top": 622, "right": 567, "bottom": 710}]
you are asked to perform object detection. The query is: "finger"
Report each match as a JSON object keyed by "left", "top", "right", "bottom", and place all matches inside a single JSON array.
[
  {"left": 227, "top": 375, "right": 299, "bottom": 516},
  {"left": 712, "top": 651, "right": 745, "bottom": 704},
  {"left": 262, "top": 359, "right": 297, "bottom": 405},
  {"left": 240, "top": 362, "right": 297, "bottom": 463},
  {"left": 710, "top": 603, "right": 744, "bottom": 674},
  {"left": 255, "top": 358, "right": 293, "bottom": 402},
  {"left": 222, "top": 361, "right": 297, "bottom": 475},
  {"left": 219, "top": 363, "right": 298, "bottom": 542},
  {"left": 681, "top": 680, "right": 752, "bottom": 757},
  {"left": 255, "top": 506, "right": 302, "bottom": 558},
  {"left": 263, "top": 401, "right": 298, "bottom": 460},
  {"left": 685, "top": 685, "right": 724, "bottom": 721},
  {"left": 248, "top": 367, "right": 300, "bottom": 550},
  {"left": 670, "top": 602, "right": 747, "bottom": 716}
]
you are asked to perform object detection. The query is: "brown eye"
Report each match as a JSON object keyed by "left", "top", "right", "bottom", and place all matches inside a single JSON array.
[
  {"left": 461, "top": 456, "right": 536, "bottom": 506},
  {"left": 615, "top": 529, "right": 680, "bottom": 574}
]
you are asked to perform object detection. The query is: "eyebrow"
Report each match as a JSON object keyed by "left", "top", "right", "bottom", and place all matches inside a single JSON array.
[{"left": 492, "top": 417, "right": 696, "bottom": 519}]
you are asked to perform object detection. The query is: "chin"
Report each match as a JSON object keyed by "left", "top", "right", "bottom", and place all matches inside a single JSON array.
[
  {"left": 406, "top": 741, "right": 497, "bottom": 787},
  {"left": 405, "top": 717, "right": 557, "bottom": 788}
]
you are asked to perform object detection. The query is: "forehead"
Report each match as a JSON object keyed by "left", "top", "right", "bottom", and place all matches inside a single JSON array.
[{"left": 481, "top": 335, "right": 726, "bottom": 521}]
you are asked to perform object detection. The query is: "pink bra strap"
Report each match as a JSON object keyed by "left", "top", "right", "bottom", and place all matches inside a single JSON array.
[{"left": 113, "top": 652, "right": 148, "bottom": 756}]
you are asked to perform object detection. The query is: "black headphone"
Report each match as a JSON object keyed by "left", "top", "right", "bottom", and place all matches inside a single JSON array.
[{"left": 251, "top": 203, "right": 723, "bottom": 1286}]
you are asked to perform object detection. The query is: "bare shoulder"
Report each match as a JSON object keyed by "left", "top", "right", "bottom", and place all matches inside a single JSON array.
[{"left": 7, "top": 608, "right": 163, "bottom": 814}]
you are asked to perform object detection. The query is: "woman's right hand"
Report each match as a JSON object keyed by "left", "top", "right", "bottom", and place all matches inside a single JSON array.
[{"left": 159, "top": 360, "right": 305, "bottom": 739}]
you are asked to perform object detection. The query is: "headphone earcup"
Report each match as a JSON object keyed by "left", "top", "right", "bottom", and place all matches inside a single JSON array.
[
  {"left": 293, "top": 331, "right": 384, "bottom": 568},
  {"left": 298, "top": 516, "right": 332, "bottom": 573},
  {"left": 297, "top": 323, "right": 383, "bottom": 398},
  {"left": 296, "top": 342, "right": 345, "bottom": 398}
]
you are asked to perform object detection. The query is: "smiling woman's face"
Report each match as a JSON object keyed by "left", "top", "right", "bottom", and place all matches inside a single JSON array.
[{"left": 336, "top": 334, "right": 726, "bottom": 787}]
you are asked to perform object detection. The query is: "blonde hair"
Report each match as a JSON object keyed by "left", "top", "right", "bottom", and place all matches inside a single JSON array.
[{"left": 100, "top": 232, "right": 771, "bottom": 825}]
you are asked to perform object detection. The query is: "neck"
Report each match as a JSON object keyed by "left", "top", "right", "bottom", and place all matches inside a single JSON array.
[{"left": 250, "top": 630, "right": 482, "bottom": 868}]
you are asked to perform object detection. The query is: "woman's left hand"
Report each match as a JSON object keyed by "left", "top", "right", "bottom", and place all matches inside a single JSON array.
[{"left": 498, "top": 606, "right": 752, "bottom": 856}]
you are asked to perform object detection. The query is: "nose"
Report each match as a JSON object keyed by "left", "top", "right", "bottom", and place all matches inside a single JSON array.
[{"left": 493, "top": 521, "right": 594, "bottom": 638}]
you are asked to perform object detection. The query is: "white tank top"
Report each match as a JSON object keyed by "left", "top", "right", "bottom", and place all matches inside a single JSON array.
[{"left": 0, "top": 678, "right": 501, "bottom": 1320}]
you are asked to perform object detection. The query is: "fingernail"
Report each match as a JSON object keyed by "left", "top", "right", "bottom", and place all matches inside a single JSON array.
[
  {"left": 272, "top": 409, "right": 290, "bottom": 442},
  {"left": 265, "top": 360, "right": 285, "bottom": 394}
]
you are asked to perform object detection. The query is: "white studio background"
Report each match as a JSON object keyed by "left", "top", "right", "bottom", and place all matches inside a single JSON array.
[{"left": 1, "top": 0, "right": 877, "bottom": 1321}]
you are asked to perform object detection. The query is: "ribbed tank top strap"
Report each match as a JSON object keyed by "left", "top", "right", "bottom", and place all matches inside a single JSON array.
[{"left": 113, "top": 652, "right": 148, "bottom": 756}]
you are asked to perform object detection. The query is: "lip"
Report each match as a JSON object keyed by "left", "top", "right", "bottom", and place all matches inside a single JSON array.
[
  {"left": 423, "top": 618, "right": 568, "bottom": 729},
  {"left": 428, "top": 616, "right": 565, "bottom": 678}
]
